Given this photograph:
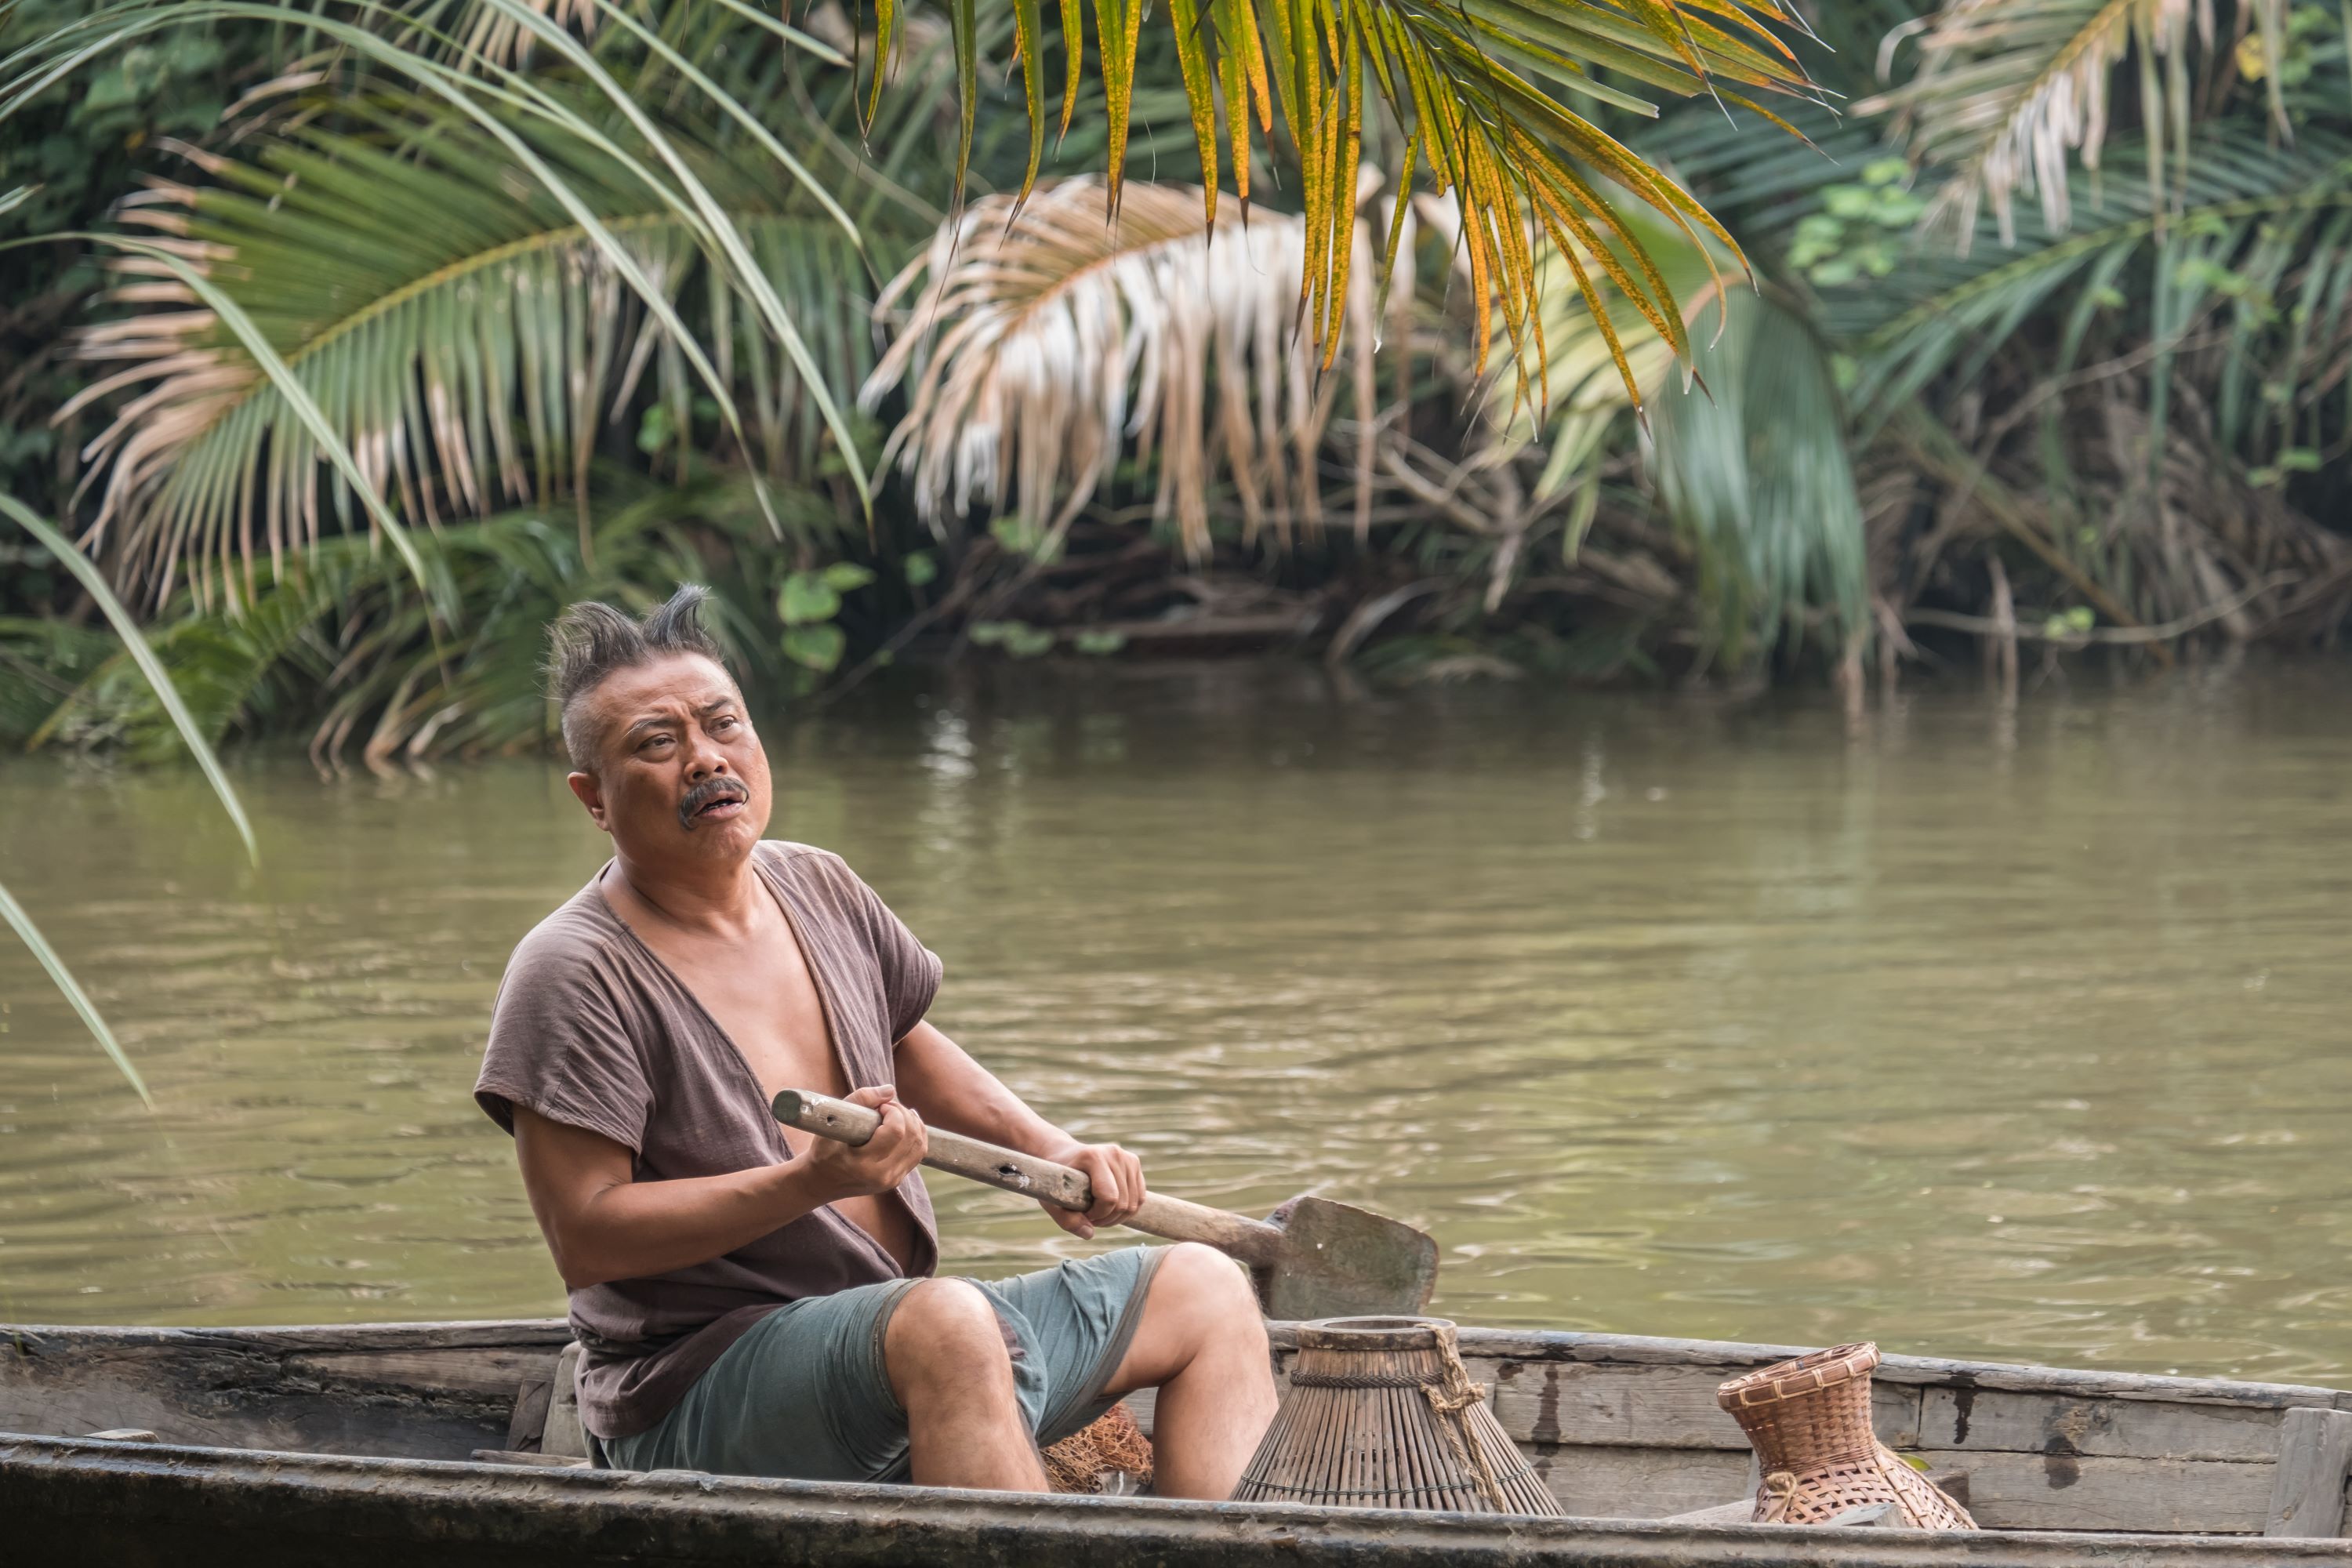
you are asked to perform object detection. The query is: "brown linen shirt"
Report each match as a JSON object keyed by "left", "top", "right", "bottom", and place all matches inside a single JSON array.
[{"left": 474, "top": 840, "right": 942, "bottom": 1439}]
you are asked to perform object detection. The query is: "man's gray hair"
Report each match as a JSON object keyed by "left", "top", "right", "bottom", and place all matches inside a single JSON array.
[{"left": 546, "top": 585, "right": 729, "bottom": 771}]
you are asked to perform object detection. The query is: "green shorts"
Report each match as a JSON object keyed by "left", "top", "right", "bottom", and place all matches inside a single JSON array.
[{"left": 600, "top": 1246, "right": 1166, "bottom": 1483}]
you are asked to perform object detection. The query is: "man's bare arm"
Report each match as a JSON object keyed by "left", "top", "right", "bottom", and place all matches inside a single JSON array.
[
  {"left": 512, "top": 1086, "right": 927, "bottom": 1288},
  {"left": 893, "top": 1019, "right": 1146, "bottom": 1239}
]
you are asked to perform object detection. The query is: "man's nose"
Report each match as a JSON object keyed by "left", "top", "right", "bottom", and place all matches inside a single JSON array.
[{"left": 684, "top": 733, "right": 730, "bottom": 779}]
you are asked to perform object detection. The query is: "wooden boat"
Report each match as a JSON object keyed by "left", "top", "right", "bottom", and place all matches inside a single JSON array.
[{"left": 6, "top": 1315, "right": 2352, "bottom": 1565}]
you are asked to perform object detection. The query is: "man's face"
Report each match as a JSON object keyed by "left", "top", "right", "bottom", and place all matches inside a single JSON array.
[{"left": 567, "top": 653, "right": 772, "bottom": 869}]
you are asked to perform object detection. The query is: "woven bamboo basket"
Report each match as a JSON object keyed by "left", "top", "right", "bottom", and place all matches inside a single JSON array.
[
  {"left": 1232, "top": 1316, "right": 1561, "bottom": 1515},
  {"left": 1715, "top": 1342, "right": 1976, "bottom": 1529}
]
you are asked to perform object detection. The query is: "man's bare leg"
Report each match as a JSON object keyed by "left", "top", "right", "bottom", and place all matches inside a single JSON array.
[
  {"left": 1102, "top": 1242, "right": 1277, "bottom": 1499},
  {"left": 884, "top": 1277, "right": 1049, "bottom": 1490}
]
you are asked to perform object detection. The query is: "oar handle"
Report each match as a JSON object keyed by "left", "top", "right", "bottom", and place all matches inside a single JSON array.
[{"left": 773, "top": 1089, "right": 1283, "bottom": 1265}]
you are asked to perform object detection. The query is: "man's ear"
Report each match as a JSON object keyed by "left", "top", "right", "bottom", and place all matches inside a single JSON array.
[{"left": 567, "top": 770, "right": 612, "bottom": 832}]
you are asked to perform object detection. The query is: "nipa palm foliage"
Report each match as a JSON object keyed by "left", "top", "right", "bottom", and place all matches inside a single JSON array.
[
  {"left": 858, "top": 0, "right": 1827, "bottom": 408},
  {"left": 5, "top": 0, "right": 1831, "bottom": 610},
  {"left": 67, "top": 107, "right": 889, "bottom": 610},
  {"left": 5, "top": 0, "right": 922, "bottom": 601},
  {"left": 1864, "top": 0, "right": 2288, "bottom": 241},
  {"left": 24, "top": 0, "right": 958, "bottom": 609},
  {"left": 1475, "top": 198, "right": 1865, "bottom": 665},
  {"left": 863, "top": 173, "right": 1404, "bottom": 560}
]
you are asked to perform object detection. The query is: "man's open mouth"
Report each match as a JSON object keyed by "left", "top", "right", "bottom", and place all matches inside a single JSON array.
[{"left": 678, "top": 782, "right": 749, "bottom": 829}]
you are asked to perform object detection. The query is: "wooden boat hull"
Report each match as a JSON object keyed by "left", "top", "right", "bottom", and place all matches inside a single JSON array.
[
  {"left": 9, "top": 1432, "right": 2352, "bottom": 1568},
  {"left": 6, "top": 1318, "right": 2351, "bottom": 1563}
]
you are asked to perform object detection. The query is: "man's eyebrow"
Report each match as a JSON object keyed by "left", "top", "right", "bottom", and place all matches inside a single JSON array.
[
  {"left": 622, "top": 712, "right": 677, "bottom": 741},
  {"left": 621, "top": 695, "right": 733, "bottom": 740}
]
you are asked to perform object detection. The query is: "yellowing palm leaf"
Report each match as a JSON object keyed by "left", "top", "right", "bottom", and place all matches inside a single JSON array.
[{"left": 916, "top": 0, "right": 1824, "bottom": 408}]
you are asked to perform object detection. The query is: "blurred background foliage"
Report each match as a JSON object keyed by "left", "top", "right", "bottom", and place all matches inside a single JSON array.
[{"left": 4, "top": 0, "right": 2351, "bottom": 770}]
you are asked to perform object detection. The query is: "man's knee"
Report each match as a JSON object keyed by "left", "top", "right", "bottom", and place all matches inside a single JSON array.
[
  {"left": 1155, "top": 1243, "right": 1269, "bottom": 1355},
  {"left": 886, "top": 1278, "right": 1014, "bottom": 1401}
]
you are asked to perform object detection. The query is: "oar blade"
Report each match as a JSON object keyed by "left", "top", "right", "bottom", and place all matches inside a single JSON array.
[{"left": 1259, "top": 1196, "right": 1439, "bottom": 1319}]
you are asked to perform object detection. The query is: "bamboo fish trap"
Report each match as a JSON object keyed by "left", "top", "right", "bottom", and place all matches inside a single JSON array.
[
  {"left": 1716, "top": 1342, "right": 1977, "bottom": 1529},
  {"left": 1232, "top": 1316, "right": 1562, "bottom": 1515}
]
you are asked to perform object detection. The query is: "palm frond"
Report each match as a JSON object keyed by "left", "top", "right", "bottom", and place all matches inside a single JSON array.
[
  {"left": 891, "top": 0, "right": 1828, "bottom": 408},
  {"left": 862, "top": 175, "right": 1391, "bottom": 560},
  {"left": 1839, "top": 128, "right": 2352, "bottom": 459},
  {"left": 1473, "top": 192, "right": 1726, "bottom": 496},
  {"left": 0, "top": 877, "right": 153, "bottom": 1104},
  {"left": 1, "top": 492, "right": 256, "bottom": 858},
  {"left": 1650, "top": 291, "right": 1867, "bottom": 666},
  {"left": 2, "top": 491, "right": 265, "bottom": 1104},
  {"left": 1862, "top": 0, "right": 2281, "bottom": 243},
  {"left": 51, "top": 111, "right": 874, "bottom": 607},
  {"left": 1479, "top": 207, "right": 1865, "bottom": 664}
]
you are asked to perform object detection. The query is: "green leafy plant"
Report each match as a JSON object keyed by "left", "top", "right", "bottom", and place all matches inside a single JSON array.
[{"left": 1789, "top": 159, "right": 1926, "bottom": 288}]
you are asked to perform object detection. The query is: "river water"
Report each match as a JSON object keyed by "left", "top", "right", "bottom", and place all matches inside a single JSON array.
[{"left": 2, "top": 661, "right": 2347, "bottom": 1383}]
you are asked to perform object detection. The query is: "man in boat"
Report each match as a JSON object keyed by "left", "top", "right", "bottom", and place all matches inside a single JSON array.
[{"left": 474, "top": 586, "right": 1276, "bottom": 1496}]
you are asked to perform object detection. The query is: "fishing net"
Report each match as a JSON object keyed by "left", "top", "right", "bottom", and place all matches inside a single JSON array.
[{"left": 1041, "top": 1403, "right": 1155, "bottom": 1494}]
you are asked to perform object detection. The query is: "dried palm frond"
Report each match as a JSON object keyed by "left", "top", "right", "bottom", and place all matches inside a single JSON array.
[
  {"left": 1863, "top": 0, "right": 2282, "bottom": 244},
  {"left": 863, "top": 175, "right": 1392, "bottom": 560}
]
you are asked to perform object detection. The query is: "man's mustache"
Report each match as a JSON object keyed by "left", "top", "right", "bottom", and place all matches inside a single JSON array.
[{"left": 678, "top": 776, "right": 749, "bottom": 829}]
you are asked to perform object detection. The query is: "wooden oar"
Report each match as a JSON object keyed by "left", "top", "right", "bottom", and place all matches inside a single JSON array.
[{"left": 772, "top": 1088, "right": 1439, "bottom": 1319}]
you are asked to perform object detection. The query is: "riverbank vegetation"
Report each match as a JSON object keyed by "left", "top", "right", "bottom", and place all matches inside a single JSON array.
[{"left": 5, "top": 0, "right": 2350, "bottom": 768}]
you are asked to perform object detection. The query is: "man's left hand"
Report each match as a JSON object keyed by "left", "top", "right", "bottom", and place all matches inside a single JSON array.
[{"left": 1044, "top": 1142, "right": 1145, "bottom": 1239}]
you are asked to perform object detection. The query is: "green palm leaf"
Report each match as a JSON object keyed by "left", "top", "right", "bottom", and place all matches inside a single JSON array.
[
  {"left": 1479, "top": 205, "right": 1866, "bottom": 665},
  {"left": 2, "top": 492, "right": 262, "bottom": 1105},
  {"left": 47, "top": 109, "right": 873, "bottom": 604},
  {"left": 1839, "top": 129, "right": 2352, "bottom": 448}
]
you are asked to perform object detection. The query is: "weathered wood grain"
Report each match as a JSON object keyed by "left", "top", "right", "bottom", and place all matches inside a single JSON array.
[
  {"left": 1521, "top": 1442, "right": 1751, "bottom": 1519},
  {"left": 0, "top": 1322, "right": 568, "bottom": 1461},
  {"left": 13, "top": 1435, "right": 2352, "bottom": 1568},
  {"left": 1483, "top": 1359, "right": 1920, "bottom": 1450},
  {"left": 1904, "top": 1449, "right": 2274, "bottom": 1533},
  {"left": 2, "top": 1322, "right": 573, "bottom": 1356},
  {"left": 1662, "top": 1498, "right": 1753, "bottom": 1525},
  {"left": 1329, "top": 1327, "right": 2352, "bottom": 1412},
  {"left": 542, "top": 1345, "right": 587, "bottom": 1461},
  {"left": 285, "top": 1348, "right": 557, "bottom": 1398},
  {"left": 2263, "top": 1408, "right": 2352, "bottom": 1538},
  {"left": 507, "top": 1379, "right": 554, "bottom": 1452},
  {"left": 1918, "top": 1387, "right": 2287, "bottom": 1461}
]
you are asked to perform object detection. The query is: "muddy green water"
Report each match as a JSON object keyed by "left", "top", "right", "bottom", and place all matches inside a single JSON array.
[{"left": 2, "top": 662, "right": 2348, "bottom": 1382}]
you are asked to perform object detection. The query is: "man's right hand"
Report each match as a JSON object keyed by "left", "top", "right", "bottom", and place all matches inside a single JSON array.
[{"left": 798, "top": 1083, "right": 927, "bottom": 1200}]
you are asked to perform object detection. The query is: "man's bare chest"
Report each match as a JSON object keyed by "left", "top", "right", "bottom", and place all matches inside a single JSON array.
[{"left": 638, "top": 912, "right": 843, "bottom": 1101}]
